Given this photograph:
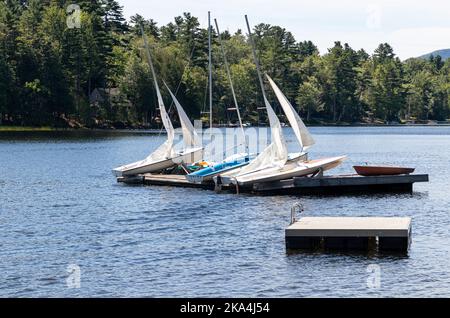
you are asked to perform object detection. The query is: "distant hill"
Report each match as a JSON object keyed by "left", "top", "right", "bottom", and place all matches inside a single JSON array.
[{"left": 420, "top": 49, "right": 450, "bottom": 60}]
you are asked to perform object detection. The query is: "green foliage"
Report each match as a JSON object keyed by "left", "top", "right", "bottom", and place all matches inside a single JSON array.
[
  {"left": 296, "top": 76, "right": 323, "bottom": 121},
  {"left": 120, "top": 50, "right": 154, "bottom": 123},
  {"left": 0, "top": 3, "right": 448, "bottom": 127}
]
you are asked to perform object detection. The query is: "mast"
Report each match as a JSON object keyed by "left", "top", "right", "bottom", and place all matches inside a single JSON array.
[
  {"left": 243, "top": 15, "right": 288, "bottom": 165},
  {"left": 208, "top": 12, "right": 213, "bottom": 136},
  {"left": 245, "top": 15, "right": 268, "bottom": 104},
  {"left": 140, "top": 24, "right": 174, "bottom": 157},
  {"left": 214, "top": 18, "right": 247, "bottom": 153},
  {"left": 140, "top": 25, "right": 161, "bottom": 103}
]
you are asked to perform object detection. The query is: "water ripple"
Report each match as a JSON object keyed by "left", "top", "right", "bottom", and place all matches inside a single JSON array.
[{"left": 1, "top": 127, "right": 449, "bottom": 297}]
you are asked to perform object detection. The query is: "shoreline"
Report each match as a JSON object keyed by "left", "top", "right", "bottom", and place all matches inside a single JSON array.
[{"left": 1, "top": 123, "right": 450, "bottom": 132}]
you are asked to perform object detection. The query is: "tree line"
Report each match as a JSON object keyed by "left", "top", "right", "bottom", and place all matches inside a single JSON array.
[{"left": 0, "top": 0, "right": 449, "bottom": 128}]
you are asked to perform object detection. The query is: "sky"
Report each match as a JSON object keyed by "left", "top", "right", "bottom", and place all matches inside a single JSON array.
[{"left": 118, "top": 0, "right": 450, "bottom": 60}]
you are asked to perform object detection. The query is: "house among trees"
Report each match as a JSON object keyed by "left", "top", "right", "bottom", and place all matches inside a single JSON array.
[
  {"left": 89, "top": 88, "right": 130, "bottom": 108},
  {"left": 89, "top": 88, "right": 132, "bottom": 123}
]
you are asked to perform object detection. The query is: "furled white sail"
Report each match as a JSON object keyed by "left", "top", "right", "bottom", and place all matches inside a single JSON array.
[
  {"left": 152, "top": 85, "right": 175, "bottom": 158},
  {"left": 266, "top": 75, "right": 315, "bottom": 151},
  {"left": 144, "top": 139, "right": 174, "bottom": 162},
  {"left": 265, "top": 96, "right": 288, "bottom": 164},
  {"left": 164, "top": 83, "right": 201, "bottom": 149},
  {"left": 238, "top": 97, "right": 288, "bottom": 175},
  {"left": 237, "top": 15, "right": 288, "bottom": 176}
]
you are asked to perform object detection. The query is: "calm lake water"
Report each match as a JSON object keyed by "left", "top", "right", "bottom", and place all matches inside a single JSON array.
[{"left": 1, "top": 126, "right": 449, "bottom": 297}]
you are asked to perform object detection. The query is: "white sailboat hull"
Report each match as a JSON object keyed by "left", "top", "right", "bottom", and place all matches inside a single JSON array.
[
  {"left": 214, "top": 152, "right": 308, "bottom": 186},
  {"left": 113, "top": 148, "right": 203, "bottom": 177},
  {"left": 171, "top": 147, "right": 204, "bottom": 166},
  {"left": 222, "top": 156, "right": 347, "bottom": 187}
]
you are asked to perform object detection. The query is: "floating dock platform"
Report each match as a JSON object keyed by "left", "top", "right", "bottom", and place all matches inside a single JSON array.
[
  {"left": 141, "top": 174, "right": 215, "bottom": 189},
  {"left": 286, "top": 217, "right": 412, "bottom": 252},
  {"left": 252, "top": 174, "right": 429, "bottom": 195},
  {"left": 118, "top": 173, "right": 428, "bottom": 196},
  {"left": 117, "top": 175, "right": 144, "bottom": 184},
  {"left": 118, "top": 173, "right": 215, "bottom": 188}
]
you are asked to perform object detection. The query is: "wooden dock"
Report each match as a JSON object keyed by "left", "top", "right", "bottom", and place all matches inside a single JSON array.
[
  {"left": 118, "top": 173, "right": 429, "bottom": 196},
  {"left": 252, "top": 174, "right": 429, "bottom": 195},
  {"left": 141, "top": 174, "right": 215, "bottom": 189},
  {"left": 117, "top": 175, "right": 144, "bottom": 184},
  {"left": 286, "top": 217, "right": 412, "bottom": 252}
]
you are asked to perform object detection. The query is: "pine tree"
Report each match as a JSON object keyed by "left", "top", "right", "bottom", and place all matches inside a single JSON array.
[
  {"left": 321, "top": 42, "right": 359, "bottom": 122},
  {"left": 103, "top": 0, "right": 127, "bottom": 34},
  {"left": 130, "top": 14, "right": 159, "bottom": 38},
  {"left": 368, "top": 44, "right": 405, "bottom": 121}
]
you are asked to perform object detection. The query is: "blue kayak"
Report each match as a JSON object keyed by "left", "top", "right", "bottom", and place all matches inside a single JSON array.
[{"left": 186, "top": 154, "right": 254, "bottom": 184}]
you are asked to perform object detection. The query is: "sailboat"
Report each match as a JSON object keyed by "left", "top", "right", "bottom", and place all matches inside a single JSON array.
[
  {"left": 113, "top": 26, "right": 203, "bottom": 178},
  {"left": 219, "top": 77, "right": 347, "bottom": 186},
  {"left": 218, "top": 75, "right": 347, "bottom": 187},
  {"left": 186, "top": 15, "right": 254, "bottom": 184},
  {"left": 215, "top": 16, "right": 346, "bottom": 187},
  {"left": 212, "top": 15, "right": 289, "bottom": 186}
]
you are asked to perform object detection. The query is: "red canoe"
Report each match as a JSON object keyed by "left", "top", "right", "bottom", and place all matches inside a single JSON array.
[{"left": 353, "top": 166, "right": 415, "bottom": 177}]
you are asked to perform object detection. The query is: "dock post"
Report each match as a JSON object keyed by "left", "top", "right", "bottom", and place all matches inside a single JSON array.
[
  {"left": 214, "top": 175, "right": 223, "bottom": 193},
  {"left": 290, "top": 203, "right": 304, "bottom": 225},
  {"left": 235, "top": 179, "right": 240, "bottom": 195}
]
